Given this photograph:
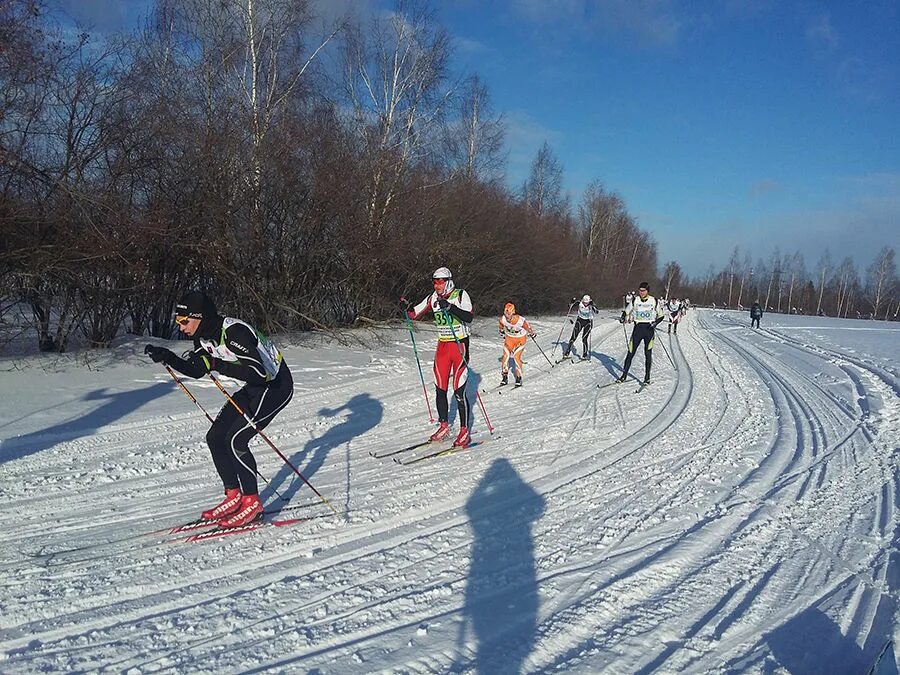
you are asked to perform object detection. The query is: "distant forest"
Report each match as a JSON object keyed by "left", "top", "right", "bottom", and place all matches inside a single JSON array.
[
  {"left": 666, "top": 245, "right": 897, "bottom": 321},
  {"left": 1, "top": 1, "right": 895, "bottom": 354}
]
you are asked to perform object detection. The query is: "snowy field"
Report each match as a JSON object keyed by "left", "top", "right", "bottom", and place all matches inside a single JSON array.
[{"left": 0, "top": 308, "right": 897, "bottom": 674}]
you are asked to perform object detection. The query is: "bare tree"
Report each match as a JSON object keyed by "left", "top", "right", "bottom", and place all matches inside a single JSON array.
[
  {"left": 764, "top": 249, "right": 781, "bottom": 311},
  {"left": 814, "top": 249, "right": 832, "bottom": 316},
  {"left": 784, "top": 251, "right": 806, "bottom": 314},
  {"left": 866, "top": 246, "right": 897, "bottom": 319},
  {"left": 726, "top": 246, "right": 740, "bottom": 306},
  {"left": 341, "top": 0, "right": 452, "bottom": 238},
  {"left": 663, "top": 261, "right": 682, "bottom": 299},
  {"left": 735, "top": 251, "right": 752, "bottom": 308},
  {"left": 443, "top": 73, "right": 505, "bottom": 184},
  {"left": 524, "top": 141, "right": 566, "bottom": 218}
]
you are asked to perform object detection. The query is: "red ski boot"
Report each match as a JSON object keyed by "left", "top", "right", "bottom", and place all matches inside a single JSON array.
[
  {"left": 453, "top": 426, "right": 470, "bottom": 449},
  {"left": 218, "top": 494, "right": 263, "bottom": 528},
  {"left": 430, "top": 421, "right": 451, "bottom": 442},
  {"left": 202, "top": 488, "right": 242, "bottom": 521}
]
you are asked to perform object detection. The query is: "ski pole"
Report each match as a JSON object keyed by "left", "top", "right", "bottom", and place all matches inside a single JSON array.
[
  {"left": 207, "top": 372, "right": 339, "bottom": 516},
  {"left": 441, "top": 309, "right": 496, "bottom": 435},
  {"left": 656, "top": 330, "right": 676, "bottom": 370},
  {"left": 163, "top": 364, "right": 289, "bottom": 502},
  {"left": 550, "top": 302, "right": 576, "bottom": 360},
  {"left": 399, "top": 301, "right": 435, "bottom": 424},
  {"left": 529, "top": 333, "right": 553, "bottom": 367},
  {"left": 164, "top": 363, "right": 214, "bottom": 424}
]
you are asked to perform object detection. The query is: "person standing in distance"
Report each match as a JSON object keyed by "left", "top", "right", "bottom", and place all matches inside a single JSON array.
[
  {"left": 617, "top": 281, "right": 665, "bottom": 384},
  {"left": 401, "top": 268, "right": 475, "bottom": 448},
  {"left": 144, "top": 291, "right": 293, "bottom": 528},
  {"left": 750, "top": 300, "right": 763, "bottom": 328}
]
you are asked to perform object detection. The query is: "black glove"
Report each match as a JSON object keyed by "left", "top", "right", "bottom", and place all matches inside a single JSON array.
[
  {"left": 529, "top": 332, "right": 537, "bottom": 339},
  {"left": 619, "top": 311, "right": 626, "bottom": 324},
  {"left": 399, "top": 296, "right": 412, "bottom": 313},
  {"left": 654, "top": 317, "right": 664, "bottom": 328},
  {"left": 570, "top": 297, "right": 578, "bottom": 305},
  {"left": 437, "top": 297, "right": 450, "bottom": 309},
  {"left": 187, "top": 351, "right": 215, "bottom": 373},
  {"left": 144, "top": 344, "right": 174, "bottom": 364}
]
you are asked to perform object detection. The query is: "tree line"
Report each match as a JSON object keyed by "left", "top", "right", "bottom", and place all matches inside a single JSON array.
[
  {"left": 0, "top": 0, "right": 657, "bottom": 353},
  {"left": 662, "top": 246, "right": 898, "bottom": 320}
]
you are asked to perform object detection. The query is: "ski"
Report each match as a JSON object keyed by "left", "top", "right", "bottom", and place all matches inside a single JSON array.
[
  {"left": 481, "top": 382, "right": 508, "bottom": 393},
  {"left": 395, "top": 437, "right": 497, "bottom": 465},
  {"left": 21, "top": 501, "right": 322, "bottom": 562},
  {"left": 165, "top": 501, "right": 320, "bottom": 534},
  {"left": 597, "top": 380, "right": 622, "bottom": 389},
  {"left": 183, "top": 512, "right": 330, "bottom": 543},
  {"left": 370, "top": 439, "right": 434, "bottom": 459},
  {"left": 635, "top": 382, "right": 650, "bottom": 393}
]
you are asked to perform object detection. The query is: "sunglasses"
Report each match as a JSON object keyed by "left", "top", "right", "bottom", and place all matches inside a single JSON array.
[
  {"left": 175, "top": 315, "right": 192, "bottom": 325},
  {"left": 432, "top": 278, "right": 447, "bottom": 286}
]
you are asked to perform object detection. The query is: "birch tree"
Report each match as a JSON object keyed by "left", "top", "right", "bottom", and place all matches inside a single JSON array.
[
  {"left": 866, "top": 246, "right": 897, "bottom": 319},
  {"left": 342, "top": 0, "right": 452, "bottom": 237}
]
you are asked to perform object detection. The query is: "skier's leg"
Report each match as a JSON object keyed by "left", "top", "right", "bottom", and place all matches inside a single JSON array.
[
  {"left": 206, "top": 403, "right": 243, "bottom": 490},
  {"left": 225, "top": 367, "right": 294, "bottom": 495},
  {"left": 621, "top": 333, "right": 637, "bottom": 377},
  {"left": 581, "top": 321, "right": 592, "bottom": 357},
  {"left": 433, "top": 344, "right": 452, "bottom": 423},
  {"left": 450, "top": 343, "right": 469, "bottom": 429},
  {"left": 512, "top": 341, "right": 526, "bottom": 377}
]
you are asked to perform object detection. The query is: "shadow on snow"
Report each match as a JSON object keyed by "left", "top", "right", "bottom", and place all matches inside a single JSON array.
[
  {"left": 454, "top": 458, "right": 545, "bottom": 674},
  {"left": 0, "top": 382, "right": 173, "bottom": 464}
]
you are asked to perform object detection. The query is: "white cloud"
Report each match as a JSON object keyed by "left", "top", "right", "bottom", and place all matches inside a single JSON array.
[{"left": 805, "top": 12, "right": 839, "bottom": 52}]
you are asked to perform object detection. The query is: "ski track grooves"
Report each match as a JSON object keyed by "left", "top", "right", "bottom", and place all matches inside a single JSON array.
[{"left": 0, "top": 311, "right": 896, "bottom": 673}]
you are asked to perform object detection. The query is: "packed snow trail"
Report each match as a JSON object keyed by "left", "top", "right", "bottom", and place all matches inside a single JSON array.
[{"left": 0, "top": 310, "right": 896, "bottom": 673}]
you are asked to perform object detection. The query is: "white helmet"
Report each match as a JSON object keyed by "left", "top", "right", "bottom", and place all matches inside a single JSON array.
[
  {"left": 582, "top": 294, "right": 591, "bottom": 304},
  {"left": 432, "top": 267, "right": 454, "bottom": 296}
]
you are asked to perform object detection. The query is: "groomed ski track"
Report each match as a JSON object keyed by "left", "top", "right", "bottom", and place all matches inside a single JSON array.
[{"left": 0, "top": 309, "right": 897, "bottom": 673}]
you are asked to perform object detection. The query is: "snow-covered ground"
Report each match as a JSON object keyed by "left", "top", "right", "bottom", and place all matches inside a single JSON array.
[{"left": 1, "top": 309, "right": 897, "bottom": 673}]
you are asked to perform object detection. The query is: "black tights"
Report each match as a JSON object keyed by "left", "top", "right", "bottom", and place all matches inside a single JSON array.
[{"left": 206, "top": 363, "right": 293, "bottom": 495}]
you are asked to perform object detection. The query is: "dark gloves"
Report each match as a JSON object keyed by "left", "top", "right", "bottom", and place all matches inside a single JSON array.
[
  {"left": 570, "top": 297, "right": 578, "bottom": 305},
  {"left": 187, "top": 351, "right": 215, "bottom": 373},
  {"left": 437, "top": 297, "right": 450, "bottom": 309},
  {"left": 529, "top": 332, "right": 537, "bottom": 339},
  {"left": 654, "top": 317, "right": 664, "bottom": 327},
  {"left": 619, "top": 312, "right": 626, "bottom": 324},
  {"left": 144, "top": 344, "right": 174, "bottom": 364}
]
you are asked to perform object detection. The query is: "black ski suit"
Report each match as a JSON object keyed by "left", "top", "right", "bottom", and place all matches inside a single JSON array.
[{"left": 164, "top": 316, "right": 293, "bottom": 495}]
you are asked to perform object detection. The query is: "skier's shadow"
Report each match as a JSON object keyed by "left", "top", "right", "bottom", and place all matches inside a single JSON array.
[
  {"left": 455, "top": 458, "right": 545, "bottom": 674},
  {"left": 593, "top": 350, "right": 622, "bottom": 379},
  {"left": 0, "top": 383, "right": 173, "bottom": 464},
  {"left": 764, "top": 605, "right": 871, "bottom": 673},
  {"left": 262, "top": 393, "right": 382, "bottom": 501}
]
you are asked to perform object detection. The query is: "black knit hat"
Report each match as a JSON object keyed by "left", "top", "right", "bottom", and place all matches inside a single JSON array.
[{"left": 175, "top": 291, "right": 216, "bottom": 319}]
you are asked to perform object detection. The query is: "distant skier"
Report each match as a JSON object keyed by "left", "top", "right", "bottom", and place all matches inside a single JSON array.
[
  {"left": 144, "top": 290, "right": 293, "bottom": 528},
  {"left": 616, "top": 281, "right": 665, "bottom": 385},
  {"left": 562, "top": 295, "right": 599, "bottom": 360},
  {"left": 750, "top": 301, "right": 763, "bottom": 328},
  {"left": 498, "top": 302, "right": 537, "bottom": 387},
  {"left": 401, "top": 267, "right": 474, "bottom": 449},
  {"left": 666, "top": 297, "right": 683, "bottom": 334}
]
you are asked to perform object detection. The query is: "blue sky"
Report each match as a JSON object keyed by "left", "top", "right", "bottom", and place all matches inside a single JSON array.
[{"left": 53, "top": 0, "right": 899, "bottom": 277}]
